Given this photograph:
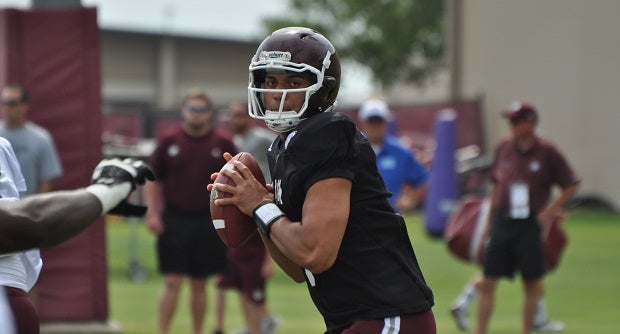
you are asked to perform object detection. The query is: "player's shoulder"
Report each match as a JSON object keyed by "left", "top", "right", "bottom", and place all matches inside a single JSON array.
[
  {"left": 283, "top": 112, "right": 359, "bottom": 164},
  {"left": 301, "top": 111, "right": 356, "bottom": 135}
]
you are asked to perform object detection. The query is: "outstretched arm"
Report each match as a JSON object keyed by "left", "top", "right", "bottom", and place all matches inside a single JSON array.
[
  {"left": 0, "top": 190, "right": 103, "bottom": 252},
  {"left": 0, "top": 158, "right": 155, "bottom": 253}
]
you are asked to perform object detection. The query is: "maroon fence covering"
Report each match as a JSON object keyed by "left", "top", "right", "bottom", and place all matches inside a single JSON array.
[{"left": 0, "top": 7, "right": 107, "bottom": 321}]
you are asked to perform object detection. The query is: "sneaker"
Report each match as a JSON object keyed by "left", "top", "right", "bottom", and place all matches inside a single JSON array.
[
  {"left": 533, "top": 320, "right": 565, "bottom": 332},
  {"left": 450, "top": 306, "right": 470, "bottom": 331},
  {"left": 261, "top": 315, "right": 281, "bottom": 334}
]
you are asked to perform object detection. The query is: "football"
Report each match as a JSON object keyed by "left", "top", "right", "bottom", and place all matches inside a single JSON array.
[{"left": 210, "top": 152, "right": 266, "bottom": 248}]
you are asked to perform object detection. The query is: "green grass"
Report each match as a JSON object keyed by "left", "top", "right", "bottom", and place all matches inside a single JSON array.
[{"left": 106, "top": 209, "right": 620, "bottom": 333}]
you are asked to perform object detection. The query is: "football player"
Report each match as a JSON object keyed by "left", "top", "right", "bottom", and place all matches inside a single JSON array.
[{"left": 210, "top": 27, "right": 436, "bottom": 334}]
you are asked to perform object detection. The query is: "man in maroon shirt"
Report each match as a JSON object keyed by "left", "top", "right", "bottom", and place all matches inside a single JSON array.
[
  {"left": 145, "top": 89, "right": 237, "bottom": 334},
  {"left": 475, "top": 102, "right": 580, "bottom": 334}
]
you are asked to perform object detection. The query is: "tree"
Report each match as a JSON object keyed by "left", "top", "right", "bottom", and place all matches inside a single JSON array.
[{"left": 262, "top": 0, "right": 445, "bottom": 90}]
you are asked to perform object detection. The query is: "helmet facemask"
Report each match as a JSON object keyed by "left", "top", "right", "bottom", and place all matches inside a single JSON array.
[{"left": 248, "top": 50, "right": 336, "bottom": 133}]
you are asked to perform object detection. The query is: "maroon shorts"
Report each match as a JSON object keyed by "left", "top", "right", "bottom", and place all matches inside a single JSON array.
[
  {"left": 217, "top": 234, "right": 267, "bottom": 304},
  {"left": 5, "top": 286, "right": 39, "bottom": 334},
  {"left": 341, "top": 309, "right": 436, "bottom": 334}
]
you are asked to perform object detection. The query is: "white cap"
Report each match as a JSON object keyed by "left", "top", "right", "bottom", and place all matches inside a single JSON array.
[{"left": 358, "top": 99, "right": 392, "bottom": 122}]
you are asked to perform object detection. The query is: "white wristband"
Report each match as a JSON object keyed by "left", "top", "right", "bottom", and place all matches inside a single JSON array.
[
  {"left": 255, "top": 202, "right": 284, "bottom": 223},
  {"left": 85, "top": 183, "right": 131, "bottom": 215},
  {"left": 253, "top": 202, "right": 285, "bottom": 238}
]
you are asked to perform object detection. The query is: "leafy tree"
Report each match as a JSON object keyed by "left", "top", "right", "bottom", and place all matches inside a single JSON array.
[{"left": 262, "top": 0, "right": 445, "bottom": 90}]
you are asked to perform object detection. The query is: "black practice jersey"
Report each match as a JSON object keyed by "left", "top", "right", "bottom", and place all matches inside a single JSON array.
[{"left": 266, "top": 111, "right": 434, "bottom": 333}]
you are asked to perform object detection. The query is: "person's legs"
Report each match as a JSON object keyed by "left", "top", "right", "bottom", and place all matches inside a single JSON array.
[
  {"left": 532, "top": 283, "right": 565, "bottom": 332},
  {"left": 189, "top": 277, "right": 207, "bottom": 334},
  {"left": 159, "top": 274, "right": 184, "bottom": 334},
  {"left": 239, "top": 294, "right": 260, "bottom": 334},
  {"left": 517, "top": 219, "right": 546, "bottom": 333},
  {"left": 453, "top": 276, "right": 481, "bottom": 310},
  {"left": 185, "top": 213, "right": 227, "bottom": 333},
  {"left": 260, "top": 311, "right": 280, "bottom": 334},
  {"left": 157, "top": 211, "right": 192, "bottom": 334},
  {"left": 475, "top": 277, "right": 497, "bottom": 334},
  {"left": 522, "top": 279, "right": 542, "bottom": 334},
  {"left": 451, "top": 275, "right": 483, "bottom": 331},
  {"left": 213, "top": 284, "right": 226, "bottom": 334}
]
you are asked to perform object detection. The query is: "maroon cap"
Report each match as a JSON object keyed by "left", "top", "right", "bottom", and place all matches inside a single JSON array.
[{"left": 502, "top": 102, "right": 538, "bottom": 122}]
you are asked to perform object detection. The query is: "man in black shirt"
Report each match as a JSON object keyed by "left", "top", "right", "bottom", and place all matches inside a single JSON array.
[{"left": 209, "top": 27, "right": 435, "bottom": 334}]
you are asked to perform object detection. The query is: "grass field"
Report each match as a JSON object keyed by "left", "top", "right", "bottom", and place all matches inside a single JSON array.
[{"left": 106, "top": 209, "right": 620, "bottom": 334}]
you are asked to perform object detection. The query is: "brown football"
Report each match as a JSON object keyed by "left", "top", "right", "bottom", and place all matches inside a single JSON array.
[{"left": 210, "top": 152, "right": 266, "bottom": 248}]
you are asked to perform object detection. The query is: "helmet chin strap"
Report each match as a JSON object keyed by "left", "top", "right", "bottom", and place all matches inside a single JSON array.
[
  {"left": 323, "top": 100, "right": 338, "bottom": 112},
  {"left": 265, "top": 100, "right": 338, "bottom": 133}
]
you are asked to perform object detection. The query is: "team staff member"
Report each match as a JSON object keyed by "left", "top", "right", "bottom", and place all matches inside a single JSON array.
[
  {"left": 210, "top": 27, "right": 435, "bottom": 334},
  {"left": 358, "top": 98, "right": 428, "bottom": 212},
  {"left": 145, "top": 89, "right": 236, "bottom": 334},
  {"left": 0, "top": 84, "right": 63, "bottom": 197},
  {"left": 475, "top": 102, "right": 580, "bottom": 334}
]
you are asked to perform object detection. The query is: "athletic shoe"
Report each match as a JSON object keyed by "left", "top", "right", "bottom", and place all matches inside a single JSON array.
[
  {"left": 533, "top": 320, "right": 565, "bottom": 332},
  {"left": 261, "top": 315, "right": 281, "bottom": 334},
  {"left": 450, "top": 306, "right": 470, "bottom": 331}
]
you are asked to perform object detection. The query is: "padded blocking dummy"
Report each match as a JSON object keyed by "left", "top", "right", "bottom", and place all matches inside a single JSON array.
[
  {"left": 424, "top": 109, "right": 459, "bottom": 237},
  {"left": 0, "top": 7, "right": 107, "bottom": 321}
]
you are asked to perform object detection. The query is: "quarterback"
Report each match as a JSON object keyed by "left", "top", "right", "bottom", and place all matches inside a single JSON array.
[{"left": 210, "top": 27, "right": 435, "bottom": 334}]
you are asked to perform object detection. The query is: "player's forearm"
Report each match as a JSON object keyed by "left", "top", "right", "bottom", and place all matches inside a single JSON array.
[
  {"left": 259, "top": 231, "right": 305, "bottom": 282},
  {"left": 0, "top": 190, "right": 102, "bottom": 253}
]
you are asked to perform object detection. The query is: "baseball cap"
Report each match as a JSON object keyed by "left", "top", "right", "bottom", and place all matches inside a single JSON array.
[
  {"left": 502, "top": 102, "right": 538, "bottom": 122},
  {"left": 358, "top": 99, "right": 392, "bottom": 122}
]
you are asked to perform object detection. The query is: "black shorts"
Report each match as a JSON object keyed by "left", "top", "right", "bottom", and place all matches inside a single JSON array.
[
  {"left": 483, "top": 214, "right": 545, "bottom": 280},
  {"left": 157, "top": 208, "right": 227, "bottom": 278}
]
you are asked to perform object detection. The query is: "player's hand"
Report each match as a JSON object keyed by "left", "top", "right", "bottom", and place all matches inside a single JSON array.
[
  {"left": 92, "top": 158, "right": 155, "bottom": 189},
  {"left": 208, "top": 152, "right": 235, "bottom": 189},
  {"left": 91, "top": 158, "right": 156, "bottom": 216}
]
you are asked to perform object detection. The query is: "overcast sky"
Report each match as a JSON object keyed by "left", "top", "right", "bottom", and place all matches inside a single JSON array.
[
  {"left": 0, "top": 0, "right": 373, "bottom": 103},
  {"left": 0, "top": 0, "right": 289, "bottom": 40}
]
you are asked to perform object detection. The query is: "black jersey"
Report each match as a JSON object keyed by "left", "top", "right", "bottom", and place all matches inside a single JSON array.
[{"left": 266, "top": 111, "right": 434, "bottom": 333}]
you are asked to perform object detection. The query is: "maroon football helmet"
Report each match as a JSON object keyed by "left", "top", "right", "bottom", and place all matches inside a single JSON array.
[{"left": 248, "top": 27, "right": 341, "bottom": 132}]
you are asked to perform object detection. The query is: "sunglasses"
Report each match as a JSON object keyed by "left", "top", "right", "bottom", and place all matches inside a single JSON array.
[
  {"left": 509, "top": 117, "right": 536, "bottom": 126},
  {"left": 184, "top": 105, "right": 209, "bottom": 113},
  {"left": 0, "top": 99, "right": 22, "bottom": 107}
]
